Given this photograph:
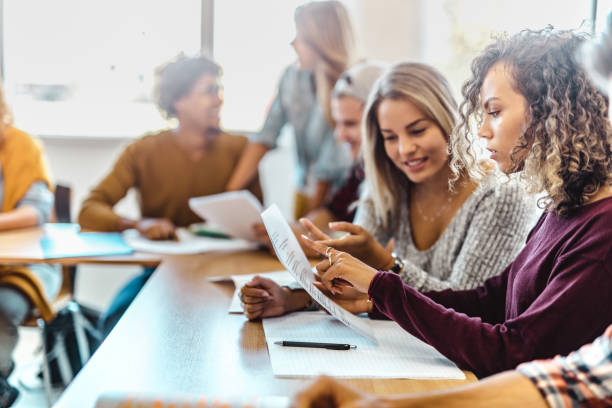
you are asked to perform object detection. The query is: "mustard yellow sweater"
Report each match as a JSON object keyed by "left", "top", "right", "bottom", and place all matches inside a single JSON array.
[{"left": 78, "top": 130, "right": 262, "bottom": 231}]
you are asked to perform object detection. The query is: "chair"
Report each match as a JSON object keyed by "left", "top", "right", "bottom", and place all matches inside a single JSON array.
[{"left": 20, "top": 183, "right": 77, "bottom": 407}]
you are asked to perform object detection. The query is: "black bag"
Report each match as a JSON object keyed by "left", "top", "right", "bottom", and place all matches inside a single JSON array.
[{"left": 40, "top": 301, "right": 102, "bottom": 387}]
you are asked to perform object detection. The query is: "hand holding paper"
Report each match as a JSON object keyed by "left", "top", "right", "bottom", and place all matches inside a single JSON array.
[
  {"left": 302, "top": 235, "right": 378, "bottom": 296},
  {"left": 260, "top": 205, "right": 376, "bottom": 343}
]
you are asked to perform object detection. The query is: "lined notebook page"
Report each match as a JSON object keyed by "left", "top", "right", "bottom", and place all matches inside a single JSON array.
[{"left": 263, "top": 311, "right": 465, "bottom": 379}]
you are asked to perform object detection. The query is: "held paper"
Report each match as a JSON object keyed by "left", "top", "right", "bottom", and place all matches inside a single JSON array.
[{"left": 260, "top": 204, "right": 376, "bottom": 343}]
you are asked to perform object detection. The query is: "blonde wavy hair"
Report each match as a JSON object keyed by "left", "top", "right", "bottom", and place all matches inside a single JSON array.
[
  {"left": 362, "top": 62, "right": 460, "bottom": 227},
  {"left": 0, "top": 81, "right": 14, "bottom": 144},
  {"left": 453, "top": 28, "right": 612, "bottom": 217},
  {"left": 295, "top": 0, "right": 355, "bottom": 125}
]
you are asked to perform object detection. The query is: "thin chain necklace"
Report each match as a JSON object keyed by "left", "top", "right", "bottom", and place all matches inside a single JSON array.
[{"left": 414, "top": 194, "right": 454, "bottom": 223}]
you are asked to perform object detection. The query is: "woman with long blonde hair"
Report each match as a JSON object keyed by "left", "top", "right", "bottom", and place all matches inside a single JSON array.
[
  {"left": 241, "top": 63, "right": 533, "bottom": 320},
  {"left": 226, "top": 0, "right": 355, "bottom": 218}
]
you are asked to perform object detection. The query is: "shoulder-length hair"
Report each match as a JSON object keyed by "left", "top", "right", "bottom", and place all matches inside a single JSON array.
[
  {"left": 295, "top": 0, "right": 355, "bottom": 125},
  {"left": 362, "top": 62, "right": 459, "bottom": 228},
  {"left": 454, "top": 28, "right": 612, "bottom": 217}
]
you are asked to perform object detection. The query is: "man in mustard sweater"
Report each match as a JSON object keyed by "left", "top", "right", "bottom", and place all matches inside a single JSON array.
[{"left": 78, "top": 55, "right": 262, "bottom": 336}]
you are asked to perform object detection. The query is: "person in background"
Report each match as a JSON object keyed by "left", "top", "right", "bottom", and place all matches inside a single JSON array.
[
  {"left": 245, "top": 62, "right": 385, "bottom": 317},
  {"left": 78, "top": 55, "right": 262, "bottom": 337},
  {"left": 294, "top": 23, "right": 612, "bottom": 405},
  {"left": 225, "top": 0, "right": 355, "bottom": 220},
  {"left": 252, "top": 61, "right": 386, "bottom": 252},
  {"left": 241, "top": 63, "right": 533, "bottom": 320},
  {"left": 302, "top": 28, "right": 612, "bottom": 378},
  {"left": 0, "top": 83, "right": 61, "bottom": 407}
]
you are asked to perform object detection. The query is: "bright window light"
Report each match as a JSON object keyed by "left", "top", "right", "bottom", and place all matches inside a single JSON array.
[{"left": 3, "top": 0, "right": 201, "bottom": 138}]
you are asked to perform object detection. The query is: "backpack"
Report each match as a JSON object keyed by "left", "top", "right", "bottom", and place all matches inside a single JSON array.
[{"left": 40, "top": 301, "right": 102, "bottom": 387}]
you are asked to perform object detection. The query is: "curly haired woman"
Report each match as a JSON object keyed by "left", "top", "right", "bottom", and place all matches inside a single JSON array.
[{"left": 302, "top": 28, "right": 612, "bottom": 378}]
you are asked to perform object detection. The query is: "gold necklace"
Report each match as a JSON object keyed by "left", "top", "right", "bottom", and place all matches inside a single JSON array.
[{"left": 414, "top": 195, "right": 453, "bottom": 223}]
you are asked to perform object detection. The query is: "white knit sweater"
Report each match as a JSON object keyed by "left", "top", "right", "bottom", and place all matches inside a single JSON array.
[{"left": 354, "top": 174, "right": 536, "bottom": 292}]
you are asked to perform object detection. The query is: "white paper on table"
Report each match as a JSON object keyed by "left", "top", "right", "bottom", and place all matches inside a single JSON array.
[
  {"left": 189, "top": 191, "right": 263, "bottom": 241},
  {"left": 264, "top": 311, "right": 465, "bottom": 379},
  {"left": 261, "top": 204, "right": 376, "bottom": 343},
  {"left": 123, "top": 228, "right": 256, "bottom": 255},
  {"left": 222, "top": 270, "right": 296, "bottom": 313}
]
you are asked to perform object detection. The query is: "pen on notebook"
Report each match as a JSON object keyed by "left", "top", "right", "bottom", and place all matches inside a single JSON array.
[{"left": 274, "top": 341, "right": 357, "bottom": 350}]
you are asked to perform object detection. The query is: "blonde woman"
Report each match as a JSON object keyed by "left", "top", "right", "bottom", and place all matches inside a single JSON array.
[
  {"left": 225, "top": 0, "right": 355, "bottom": 218},
  {"left": 304, "top": 62, "right": 534, "bottom": 292},
  {"left": 304, "top": 29, "right": 612, "bottom": 378},
  {"left": 0, "top": 83, "right": 60, "bottom": 406},
  {"left": 241, "top": 63, "right": 533, "bottom": 319}
]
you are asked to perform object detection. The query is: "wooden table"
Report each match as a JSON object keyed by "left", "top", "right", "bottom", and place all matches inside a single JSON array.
[
  {"left": 54, "top": 251, "right": 477, "bottom": 407},
  {"left": 0, "top": 226, "right": 161, "bottom": 267}
]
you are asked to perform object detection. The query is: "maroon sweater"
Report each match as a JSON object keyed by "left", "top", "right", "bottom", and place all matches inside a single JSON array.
[{"left": 368, "top": 196, "right": 612, "bottom": 377}]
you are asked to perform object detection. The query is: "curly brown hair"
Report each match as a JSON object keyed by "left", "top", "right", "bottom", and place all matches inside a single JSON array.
[
  {"left": 452, "top": 28, "right": 612, "bottom": 216},
  {"left": 154, "top": 54, "right": 221, "bottom": 119}
]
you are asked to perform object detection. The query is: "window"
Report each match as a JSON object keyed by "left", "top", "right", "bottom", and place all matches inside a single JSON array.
[
  {"left": 213, "top": 0, "right": 306, "bottom": 133},
  {"left": 421, "top": 0, "right": 594, "bottom": 96},
  {"left": 2, "top": 0, "right": 201, "bottom": 138}
]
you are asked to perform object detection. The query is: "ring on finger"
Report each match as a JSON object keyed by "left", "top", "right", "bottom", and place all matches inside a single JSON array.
[{"left": 325, "top": 247, "right": 333, "bottom": 266}]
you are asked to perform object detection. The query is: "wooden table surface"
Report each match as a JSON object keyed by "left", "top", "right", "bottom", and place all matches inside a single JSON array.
[
  {"left": 0, "top": 226, "right": 161, "bottom": 267},
  {"left": 54, "top": 251, "right": 477, "bottom": 407}
]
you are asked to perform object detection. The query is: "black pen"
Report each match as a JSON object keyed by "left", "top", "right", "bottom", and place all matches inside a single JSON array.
[{"left": 273, "top": 341, "right": 357, "bottom": 350}]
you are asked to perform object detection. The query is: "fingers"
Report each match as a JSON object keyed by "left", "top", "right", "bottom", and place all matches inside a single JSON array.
[
  {"left": 240, "top": 286, "right": 271, "bottom": 303},
  {"left": 328, "top": 221, "right": 364, "bottom": 235},
  {"left": 299, "top": 218, "right": 331, "bottom": 241},
  {"left": 293, "top": 376, "right": 337, "bottom": 408},
  {"left": 245, "top": 276, "right": 279, "bottom": 291},
  {"left": 301, "top": 234, "right": 332, "bottom": 256},
  {"left": 252, "top": 222, "right": 266, "bottom": 232}
]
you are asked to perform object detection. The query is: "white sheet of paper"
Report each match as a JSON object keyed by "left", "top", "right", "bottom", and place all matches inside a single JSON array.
[
  {"left": 261, "top": 204, "right": 376, "bottom": 342},
  {"left": 123, "top": 228, "right": 256, "bottom": 255},
  {"left": 264, "top": 311, "right": 465, "bottom": 379},
  {"left": 225, "top": 270, "right": 297, "bottom": 313},
  {"left": 189, "top": 191, "right": 263, "bottom": 241}
]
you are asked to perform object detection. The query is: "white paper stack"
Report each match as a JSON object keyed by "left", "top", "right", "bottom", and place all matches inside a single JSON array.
[{"left": 123, "top": 228, "right": 256, "bottom": 255}]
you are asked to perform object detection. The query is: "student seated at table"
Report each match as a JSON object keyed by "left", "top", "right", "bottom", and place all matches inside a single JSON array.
[
  {"left": 294, "top": 323, "right": 612, "bottom": 407},
  {"left": 252, "top": 61, "right": 386, "bottom": 256},
  {"left": 225, "top": 0, "right": 355, "bottom": 219},
  {"left": 302, "top": 28, "right": 612, "bottom": 378},
  {"left": 78, "top": 55, "right": 262, "bottom": 336},
  {"left": 241, "top": 62, "right": 534, "bottom": 320},
  {"left": 0, "top": 83, "right": 61, "bottom": 407}
]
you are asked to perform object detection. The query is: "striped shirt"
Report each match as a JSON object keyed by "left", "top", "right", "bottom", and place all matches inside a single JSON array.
[{"left": 518, "top": 325, "right": 612, "bottom": 408}]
